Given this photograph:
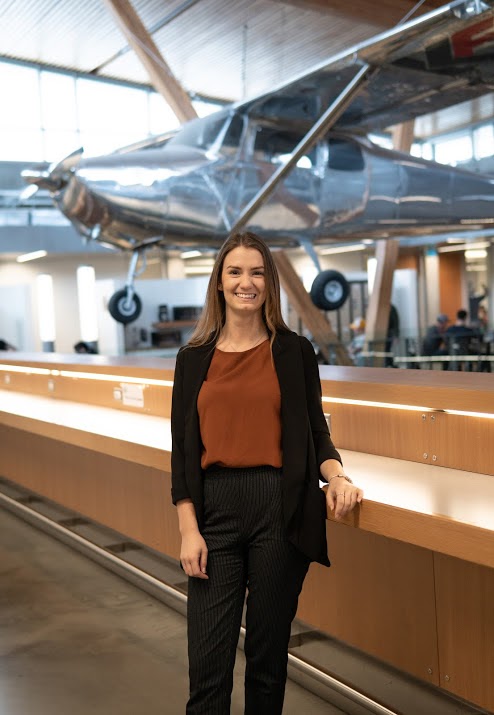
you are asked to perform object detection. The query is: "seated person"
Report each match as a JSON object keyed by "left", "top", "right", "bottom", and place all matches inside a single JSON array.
[
  {"left": 422, "top": 314, "right": 449, "bottom": 359},
  {"left": 444, "top": 309, "right": 477, "bottom": 370}
]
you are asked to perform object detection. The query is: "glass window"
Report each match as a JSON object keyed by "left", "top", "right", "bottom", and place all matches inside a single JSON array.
[
  {"left": 368, "top": 133, "right": 393, "bottom": 150},
  {"left": 219, "top": 113, "right": 244, "bottom": 155},
  {"left": 43, "top": 130, "right": 81, "bottom": 162},
  {"left": 168, "top": 113, "right": 229, "bottom": 150},
  {"left": 409, "top": 142, "right": 433, "bottom": 161},
  {"left": 254, "top": 125, "right": 302, "bottom": 162},
  {"left": 0, "top": 62, "right": 41, "bottom": 129},
  {"left": 434, "top": 134, "right": 472, "bottom": 166},
  {"left": 421, "top": 142, "right": 434, "bottom": 161},
  {"left": 77, "top": 79, "right": 149, "bottom": 135},
  {"left": 149, "top": 92, "right": 180, "bottom": 135},
  {"left": 40, "top": 72, "right": 77, "bottom": 130},
  {"left": 192, "top": 100, "right": 224, "bottom": 118},
  {"left": 473, "top": 124, "right": 494, "bottom": 160},
  {"left": 0, "top": 129, "right": 44, "bottom": 160},
  {"left": 79, "top": 131, "right": 146, "bottom": 157}
]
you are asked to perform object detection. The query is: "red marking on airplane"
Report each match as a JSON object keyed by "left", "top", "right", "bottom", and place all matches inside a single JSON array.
[{"left": 451, "top": 17, "right": 494, "bottom": 58}]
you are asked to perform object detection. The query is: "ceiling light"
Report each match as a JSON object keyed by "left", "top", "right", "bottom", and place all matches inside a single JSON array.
[
  {"left": 465, "top": 249, "right": 488, "bottom": 260},
  {"left": 16, "top": 250, "right": 47, "bottom": 263},
  {"left": 319, "top": 244, "right": 366, "bottom": 255},
  {"left": 181, "top": 250, "right": 202, "bottom": 259},
  {"left": 437, "top": 241, "right": 491, "bottom": 253},
  {"left": 184, "top": 266, "right": 214, "bottom": 274}
]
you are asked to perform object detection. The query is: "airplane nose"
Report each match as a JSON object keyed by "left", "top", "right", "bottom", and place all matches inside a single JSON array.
[
  {"left": 21, "top": 147, "right": 84, "bottom": 193},
  {"left": 21, "top": 167, "right": 62, "bottom": 192}
]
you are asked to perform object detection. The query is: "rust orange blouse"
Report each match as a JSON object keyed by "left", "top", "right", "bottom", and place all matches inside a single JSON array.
[{"left": 197, "top": 340, "right": 282, "bottom": 469}]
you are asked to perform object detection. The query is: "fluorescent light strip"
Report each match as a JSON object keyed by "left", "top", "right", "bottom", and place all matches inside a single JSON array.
[
  {"left": 58, "top": 370, "right": 173, "bottom": 387},
  {"left": 445, "top": 409, "right": 494, "bottom": 420},
  {"left": 322, "top": 396, "right": 433, "bottom": 412},
  {"left": 319, "top": 244, "right": 366, "bottom": 256},
  {"left": 324, "top": 396, "right": 494, "bottom": 419},
  {"left": 181, "top": 250, "right": 202, "bottom": 259},
  {"left": 437, "top": 241, "right": 491, "bottom": 253},
  {"left": 0, "top": 364, "right": 51, "bottom": 375},
  {"left": 0, "top": 364, "right": 172, "bottom": 386},
  {"left": 16, "top": 250, "right": 47, "bottom": 263}
]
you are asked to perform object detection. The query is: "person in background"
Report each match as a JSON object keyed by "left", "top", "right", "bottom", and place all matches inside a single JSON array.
[
  {"left": 444, "top": 309, "right": 476, "bottom": 371},
  {"left": 171, "top": 231, "right": 363, "bottom": 714},
  {"left": 422, "top": 314, "right": 449, "bottom": 368},
  {"left": 474, "top": 303, "right": 489, "bottom": 335},
  {"left": 385, "top": 304, "right": 400, "bottom": 367},
  {"left": 73, "top": 341, "right": 98, "bottom": 354},
  {"left": 348, "top": 316, "right": 366, "bottom": 366},
  {"left": 0, "top": 339, "right": 16, "bottom": 351}
]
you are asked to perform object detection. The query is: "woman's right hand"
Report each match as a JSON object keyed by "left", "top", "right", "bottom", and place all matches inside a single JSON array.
[{"left": 180, "top": 530, "right": 209, "bottom": 579}]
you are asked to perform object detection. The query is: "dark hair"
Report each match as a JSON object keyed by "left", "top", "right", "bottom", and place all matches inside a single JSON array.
[
  {"left": 74, "top": 341, "right": 98, "bottom": 354},
  {"left": 188, "top": 231, "right": 289, "bottom": 347},
  {"left": 457, "top": 309, "right": 468, "bottom": 321}
]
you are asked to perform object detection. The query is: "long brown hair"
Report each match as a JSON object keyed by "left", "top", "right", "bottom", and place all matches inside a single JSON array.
[{"left": 188, "top": 231, "right": 289, "bottom": 347}]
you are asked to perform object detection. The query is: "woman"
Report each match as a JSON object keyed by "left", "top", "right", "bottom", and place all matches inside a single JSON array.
[{"left": 171, "top": 231, "right": 362, "bottom": 714}]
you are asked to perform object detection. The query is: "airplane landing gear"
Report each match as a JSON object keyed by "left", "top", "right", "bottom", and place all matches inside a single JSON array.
[
  {"left": 107, "top": 249, "right": 145, "bottom": 324},
  {"left": 310, "top": 269, "right": 350, "bottom": 311},
  {"left": 108, "top": 288, "right": 142, "bottom": 324}
]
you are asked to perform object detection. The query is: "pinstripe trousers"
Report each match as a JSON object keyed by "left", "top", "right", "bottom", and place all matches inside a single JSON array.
[{"left": 186, "top": 466, "right": 310, "bottom": 715}]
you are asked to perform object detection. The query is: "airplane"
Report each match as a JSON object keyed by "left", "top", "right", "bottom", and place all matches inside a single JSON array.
[{"left": 22, "top": 0, "right": 494, "bottom": 324}]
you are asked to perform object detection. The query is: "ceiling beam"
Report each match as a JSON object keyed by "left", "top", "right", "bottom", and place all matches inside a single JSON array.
[
  {"left": 268, "top": 0, "right": 444, "bottom": 28},
  {"left": 391, "top": 119, "right": 415, "bottom": 153},
  {"left": 102, "top": 0, "right": 197, "bottom": 123}
]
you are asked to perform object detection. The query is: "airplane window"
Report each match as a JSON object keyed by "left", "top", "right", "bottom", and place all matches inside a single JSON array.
[
  {"left": 327, "top": 138, "right": 364, "bottom": 172},
  {"left": 167, "top": 112, "right": 230, "bottom": 151},
  {"left": 253, "top": 125, "right": 314, "bottom": 167},
  {"left": 222, "top": 114, "right": 245, "bottom": 149}
]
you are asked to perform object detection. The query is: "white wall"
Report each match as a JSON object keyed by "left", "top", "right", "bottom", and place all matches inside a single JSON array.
[
  {"left": 123, "top": 276, "right": 210, "bottom": 351},
  {"left": 0, "top": 284, "right": 34, "bottom": 350},
  {"left": 0, "top": 253, "right": 128, "bottom": 353},
  {"left": 391, "top": 269, "right": 419, "bottom": 338}
]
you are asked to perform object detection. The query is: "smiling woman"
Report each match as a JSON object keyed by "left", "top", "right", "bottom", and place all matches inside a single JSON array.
[
  {"left": 170, "top": 230, "right": 363, "bottom": 714},
  {"left": 216, "top": 245, "right": 267, "bottom": 339}
]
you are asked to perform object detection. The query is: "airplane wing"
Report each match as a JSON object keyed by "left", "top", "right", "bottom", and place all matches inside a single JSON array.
[{"left": 237, "top": 0, "right": 494, "bottom": 132}]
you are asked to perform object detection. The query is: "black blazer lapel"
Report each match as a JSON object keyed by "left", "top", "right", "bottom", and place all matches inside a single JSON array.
[
  {"left": 273, "top": 333, "right": 310, "bottom": 528},
  {"left": 182, "top": 343, "right": 216, "bottom": 526}
]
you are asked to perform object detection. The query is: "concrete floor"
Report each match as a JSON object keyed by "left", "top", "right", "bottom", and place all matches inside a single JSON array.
[{"left": 0, "top": 507, "right": 344, "bottom": 715}]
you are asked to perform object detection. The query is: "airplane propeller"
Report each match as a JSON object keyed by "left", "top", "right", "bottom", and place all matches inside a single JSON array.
[{"left": 21, "top": 147, "right": 84, "bottom": 193}]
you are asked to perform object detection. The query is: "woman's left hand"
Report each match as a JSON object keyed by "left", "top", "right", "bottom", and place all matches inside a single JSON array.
[{"left": 325, "top": 479, "right": 363, "bottom": 520}]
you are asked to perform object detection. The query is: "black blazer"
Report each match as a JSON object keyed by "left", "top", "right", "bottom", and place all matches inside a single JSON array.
[{"left": 170, "top": 331, "right": 341, "bottom": 566}]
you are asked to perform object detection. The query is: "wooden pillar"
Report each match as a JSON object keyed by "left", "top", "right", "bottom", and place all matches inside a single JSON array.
[
  {"left": 273, "top": 251, "right": 353, "bottom": 365},
  {"left": 363, "top": 120, "right": 414, "bottom": 364},
  {"left": 102, "top": 0, "right": 197, "bottom": 123},
  {"left": 365, "top": 239, "right": 400, "bottom": 364},
  {"left": 391, "top": 120, "right": 415, "bottom": 154}
]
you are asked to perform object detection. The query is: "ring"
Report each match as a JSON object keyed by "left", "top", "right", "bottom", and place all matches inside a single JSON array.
[{"left": 336, "top": 492, "right": 345, "bottom": 497}]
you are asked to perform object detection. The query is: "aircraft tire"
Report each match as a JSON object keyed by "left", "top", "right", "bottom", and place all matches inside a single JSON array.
[
  {"left": 108, "top": 289, "right": 142, "bottom": 324},
  {"left": 310, "top": 270, "right": 350, "bottom": 311}
]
